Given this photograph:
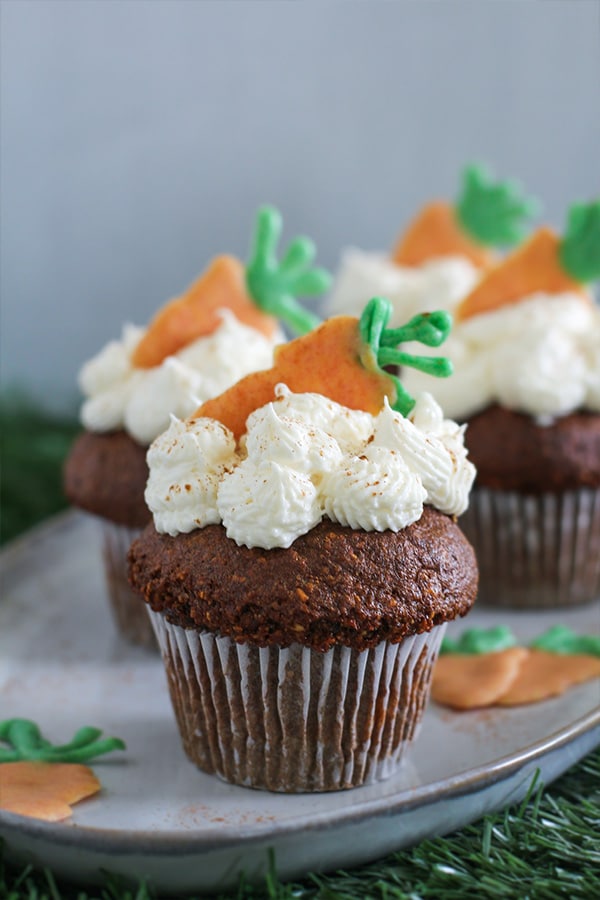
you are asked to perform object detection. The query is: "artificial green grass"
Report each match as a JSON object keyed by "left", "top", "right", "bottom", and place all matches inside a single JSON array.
[
  {"left": 2, "top": 749, "right": 599, "bottom": 899},
  {"left": 1, "top": 397, "right": 599, "bottom": 898},
  {"left": 0, "top": 395, "right": 80, "bottom": 545}
]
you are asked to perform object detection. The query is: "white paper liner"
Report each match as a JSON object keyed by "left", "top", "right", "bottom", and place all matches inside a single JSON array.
[
  {"left": 148, "top": 612, "right": 446, "bottom": 792},
  {"left": 459, "top": 486, "right": 600, "bottom": 608},
  {"left": 99, "top": 520, "right": 157, "bottom": 648}
]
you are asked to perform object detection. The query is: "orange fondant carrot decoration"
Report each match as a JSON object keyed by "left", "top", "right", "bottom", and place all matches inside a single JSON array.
[
  {"left": 195, "top": 298, "right": 453, "bottom": 439},
  {"left": 132, "top": 207, "right": 332, "bottom": 369},
  {"left": 432, "top": 648, "right": 528, "bottom": 710},
  {"left": 456, "top": 201, "right": 600, "bottom": 321},
  {"left": 131, "top": 256, "right": 278, "bottom": 369},
  {"left": 392, "top": 164, "right": 537, "bottom": 268},
  {"left": 496, "top": 650, "right": 600, "bottom": 706},
  {"left": 434, "top": 626, "right": 600, "bottom": 711},
  {"left": 0, "top": 761, "right": 101, "bottom": 821},
  {"left": 393, "top": 201, "right": 493, "bottom": 268},
  {"left": 456, "top": 229, "right": 585, "bottom": 321},
  {"left": 196, "top": 316, "right": 392, "bottom": 440}
]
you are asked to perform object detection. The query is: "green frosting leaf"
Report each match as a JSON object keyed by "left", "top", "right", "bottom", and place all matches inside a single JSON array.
[
  {"left": 558, "top": 201, "right": 600, "bottom": 283},
  {"left": 358, "top": 297, "right": 453, "bottom": 417},
  {"left": 0, "top": 718, "right": 126, "bottom": 763},
  {"left": 440, "top": 626, "right": 518, "bottom": 656},
  {"left": 440, "top": 625, "right": 600, "bottom": 658},
  {"left": 246, "top": 206, "right": 330, "bottom": 336},
  {"left": 456, "top": 164, "right": 539, "bottom": 248},
  {"left": 529, "top": 626, "right": 600, "bottom": 657}
]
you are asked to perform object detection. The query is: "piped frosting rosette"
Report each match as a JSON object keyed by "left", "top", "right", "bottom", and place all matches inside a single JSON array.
[
  {"left": 79, "top": 312, "right": 284, "bottom": 445},
  {"left": 144, "top": 295, "right": 475, "bottom": 549},
  {"left": 146, "top": 385, "right": 475, "bottom": 549},
  {"left": 403, "top": 291, "right": 600, "bottom": 422}
]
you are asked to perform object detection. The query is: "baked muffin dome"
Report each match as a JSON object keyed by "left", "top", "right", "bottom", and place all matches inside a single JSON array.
[
  {"left": 465, "top": 406, "right": 600, "bottom": 493},
  {"left": 128, "top": 508, "right": 477, "bottom": 652},
  {"left": 64, "top": 429, "right": 150, "bottom": 528}
]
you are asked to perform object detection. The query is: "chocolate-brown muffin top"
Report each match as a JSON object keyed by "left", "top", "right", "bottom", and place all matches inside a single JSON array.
[
  {"left": 128, "top": 507, "right": 477, "bottom": 651},
  {"left": 466, "top": 405, "right": 600, "bottom": 493},
  {"left": 64, "top": 430, "right": 150, "bottom": 528}
]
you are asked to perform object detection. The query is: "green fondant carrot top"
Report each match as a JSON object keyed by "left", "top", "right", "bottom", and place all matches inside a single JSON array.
[
  {"left": 0, "top": 718, "right": 126, "bottom": 763},
  {"left": 456, "top": 164, "right": 539, "bottom": 247},
  {"left": 393, "top": 163, "right": 538, "bottom": 267},
  {"left": 441, "top": 625, "right": 600, "bottom": 657},
  {"left": 359, "top": 297, "right": 453, "bottom": 416},
  {"left": 246, "top": 206, "right": 331, "bottom": 336},
  {"left": 559, "top": 200, "right": 600, "bottom": 283}
]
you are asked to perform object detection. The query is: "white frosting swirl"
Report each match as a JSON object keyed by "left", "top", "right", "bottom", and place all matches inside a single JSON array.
[
  {"left": 79, "top": 311, "right": 283, "bottom": 444},
  {"left": 328, "top": 250, "right": 480, "bottom": 325},
  {"left": 321, "top": 447, "right": 427, "bottom": 532},
  {"left": 243, "top": 401, "right": 345, "bottom": 476},
  {"left": 218, "top": 462, "right": 321, "bottom": 550},
  {"left": 373, "top": 402, "right": 475, "bottom": 516},
  {"left": 145, "top": 388, "right": 476, "bottom": 549},
  {"left": 246, "top": 385, "right": 374, "bottom": 453},
  {"left": 145, "top": 416, "right": 237, "bottom": 535},
  {"left": 402, "top": 292, "right": 600, "bottom": 421}
]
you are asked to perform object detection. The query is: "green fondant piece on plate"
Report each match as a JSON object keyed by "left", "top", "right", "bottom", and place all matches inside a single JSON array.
[
  {"left": 0, "top": 718, "right": 126, "bottom": 763},
  {"left": 530, "top": 625, "right": 600, "bottom": 657},
  {"left": 440, "top": 625, "right": 518, "bottom": 656}
]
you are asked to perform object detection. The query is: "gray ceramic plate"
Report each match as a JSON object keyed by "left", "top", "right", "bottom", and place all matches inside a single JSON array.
[{"left": 1, "top": 512, "right": 599, "bottom": 895}]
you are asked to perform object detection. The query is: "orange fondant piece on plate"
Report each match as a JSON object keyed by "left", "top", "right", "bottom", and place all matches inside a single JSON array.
[
  {"left": 0, "top": 761, "right": 101, "bottom": 821},
  {"left": 131, "top": 255, "right": 278, "bottom": 369},
  {"left": 496, "top": 649, "right": 600, "bottom": 706},
  {"left": 431, "top": 648, "right": 528, "bottom": 710},
  {"left": 391, "top": 201, "right": 493, "bottom": 269},
  {"left": 195, "top": 315, "right": 395, "bottom": 440},
  {"left": 456, "top": 228, "right": 588, "bottom": 321}
]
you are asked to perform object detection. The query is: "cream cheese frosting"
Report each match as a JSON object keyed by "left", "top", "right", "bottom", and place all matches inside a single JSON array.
[
  {"left": 145, "top": 385, "right": 476, "bottom": 549},
  {"left": 402, "top": 292, "right": 600, "bottom": 422},
  {"left": 79, "top": 311, "right": 283, "bottom": 445},
  {"left": 328, "top": 250, "right": 480, "bottom": 326}
]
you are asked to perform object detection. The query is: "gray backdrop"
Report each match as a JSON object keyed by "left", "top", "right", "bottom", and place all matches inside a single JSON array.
[{"left": 1, "top": 0, "right": 599, "bottom": 413}]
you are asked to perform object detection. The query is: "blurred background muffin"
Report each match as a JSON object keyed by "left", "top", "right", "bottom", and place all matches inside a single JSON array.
[
  {"left": 63, "top": 208, "right": 329, "bottom": 646},
  {"left": 63, "top": 250, "right": 284, "bottom": 646},
  {"left": 403, "top": 203, "right": 600, "bottom": 607}
]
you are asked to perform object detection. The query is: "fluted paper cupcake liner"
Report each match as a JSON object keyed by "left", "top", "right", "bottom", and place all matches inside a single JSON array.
[
  {"left": 459, "top": 486, "right": 600, "bottom": 608},
  {"left": 100, "top": 520, "right": 157, "bottom": 648},
  {"left": 149, "top": 613, "right": 446, "bottom": 792}
]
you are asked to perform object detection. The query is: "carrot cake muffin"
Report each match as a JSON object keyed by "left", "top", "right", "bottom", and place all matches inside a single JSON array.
[
  {"left": 402, "top": 201, "right": 600, "bottom": 607},
  {"left": 129, "top": 297, "right": 478, "bottom": 791},
  {"left": 65, "top": 207, "right": 329, "bottom": 645}
]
